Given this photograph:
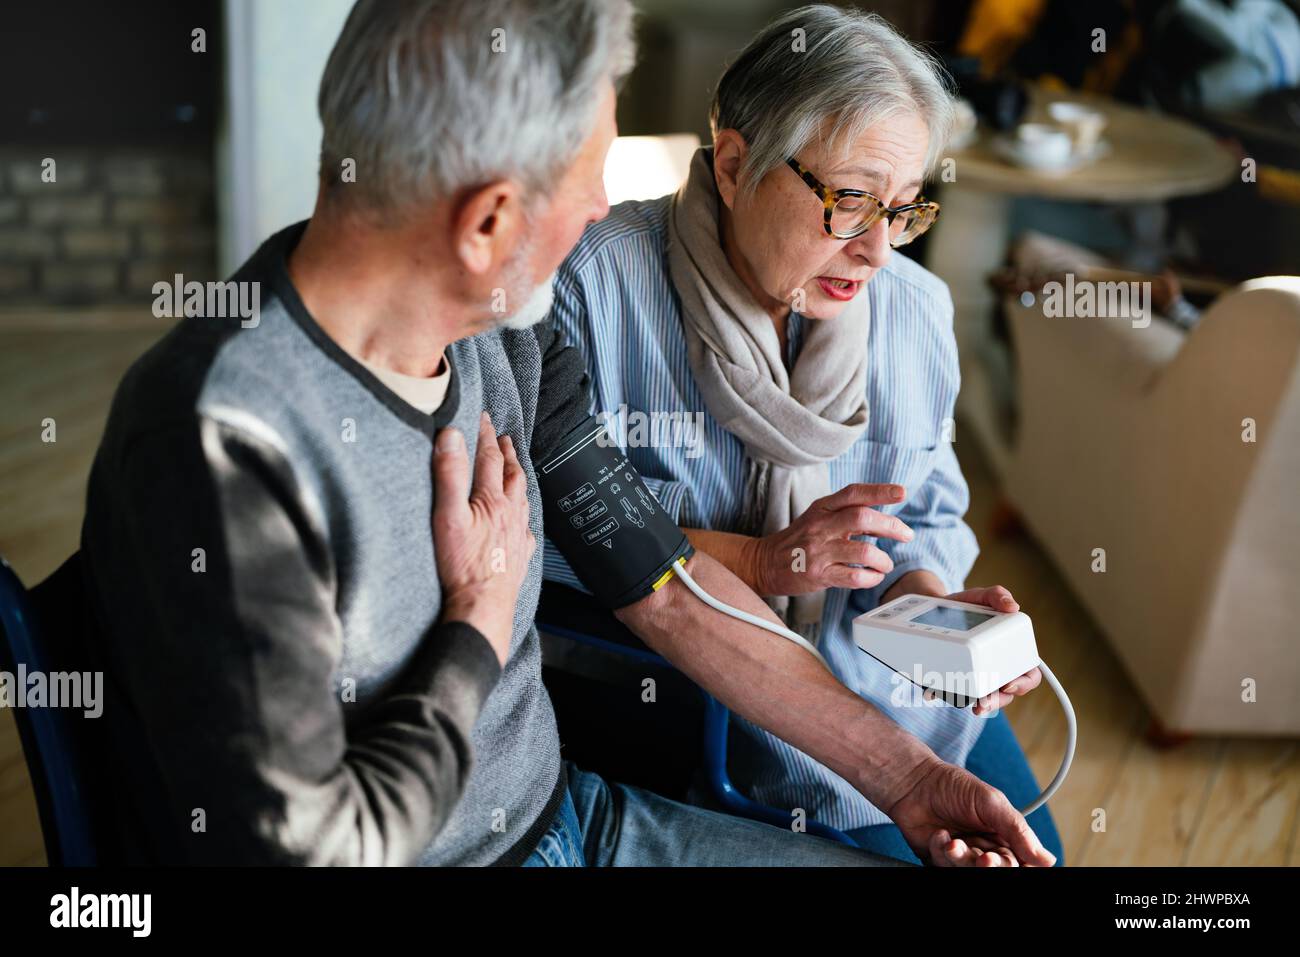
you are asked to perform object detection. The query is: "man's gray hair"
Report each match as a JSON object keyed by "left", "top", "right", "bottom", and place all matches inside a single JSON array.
[
  {"left": 710, "top": 4, "right": 955, "bottom": 195},
  {"left": 318, "top": 0, "right": 636, "bottom": 218}
]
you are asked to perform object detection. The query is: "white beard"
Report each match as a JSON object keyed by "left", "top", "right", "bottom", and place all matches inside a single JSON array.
[{"left": 498, "top": 272, "right": 557, "bottom": 331}]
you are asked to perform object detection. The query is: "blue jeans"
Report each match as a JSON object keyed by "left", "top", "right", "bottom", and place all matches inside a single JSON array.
[
  {"left": 523, "top": 762, "right": 907, "bottom": 867},
  {"left": 848, "top": 710, "right": 1065, "bottom": 865}
]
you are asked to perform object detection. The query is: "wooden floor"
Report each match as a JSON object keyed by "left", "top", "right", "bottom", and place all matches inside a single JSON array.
[{"left": 1, "top": 326, "right": 1296, "bottom": 866}]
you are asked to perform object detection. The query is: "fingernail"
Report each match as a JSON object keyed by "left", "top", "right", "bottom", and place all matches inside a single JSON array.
[
  {"left": 437, "top": 428, "right": 462, "bottom": 452},
  {"left": 891, "top": 485, "right": 904, "bottom": 497}
]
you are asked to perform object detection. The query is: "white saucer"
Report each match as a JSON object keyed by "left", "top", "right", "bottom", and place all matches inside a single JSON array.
[{"left": 991, "top": 136, "right": 1111, "bottom": 174}]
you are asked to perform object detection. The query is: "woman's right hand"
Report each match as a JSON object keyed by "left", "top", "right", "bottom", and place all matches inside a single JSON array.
[
  {"left": 885, "top": 755, "right": 1056, "bottom": 867},
  {"left": 433, "top": 412, "right": 536, "bottom": 666},
  {"left": 752, "top": 483, "right": 913, "bottom": 597}
]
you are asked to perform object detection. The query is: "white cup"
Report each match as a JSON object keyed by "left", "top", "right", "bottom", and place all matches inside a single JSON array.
[
  {"left": 1047, "top": 102, "right": 1107, "bottom": 155},
  {"left": 1015, "top": 123, "right": 1074, "bottom": 166}
]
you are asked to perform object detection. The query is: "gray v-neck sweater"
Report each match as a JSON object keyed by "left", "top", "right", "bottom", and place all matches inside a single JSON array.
[{"left": 80, "top": 222, "right": 590, "bottom": 865}]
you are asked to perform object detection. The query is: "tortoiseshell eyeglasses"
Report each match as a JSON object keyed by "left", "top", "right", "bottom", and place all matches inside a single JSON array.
[{"left": 786, "top": 157, "right": 940, "bottom": 246}]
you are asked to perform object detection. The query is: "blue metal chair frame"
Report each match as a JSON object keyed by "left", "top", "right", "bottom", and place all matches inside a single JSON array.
[
  {"left": 538, "top": 588, "right": 856, "bottom": 846},
  {"left": 0, "top": 553, "right": 97, "bottom": 865}
]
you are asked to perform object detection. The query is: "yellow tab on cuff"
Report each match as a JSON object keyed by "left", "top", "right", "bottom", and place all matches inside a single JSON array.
[{"left": 651, "top": 557, "right": 687, "bottom": 592}]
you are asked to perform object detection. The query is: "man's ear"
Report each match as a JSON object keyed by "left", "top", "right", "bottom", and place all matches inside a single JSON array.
[
  {"left": 712, "top": 130, "right": 748, "bottom": 211},
  {"left": 453, "top": 180, "right": 523, "bottom": 275}
]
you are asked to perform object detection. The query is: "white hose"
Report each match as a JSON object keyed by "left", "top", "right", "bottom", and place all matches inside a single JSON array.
[
  {"left": 1017, "top": 658, "right": 1076, "bottom": 816},
  {"left": 669, "top": 560, "right": 1076, "bottom": 816},
  {"left": 671, "top": 560, "right": 830, "bottom": 670}
]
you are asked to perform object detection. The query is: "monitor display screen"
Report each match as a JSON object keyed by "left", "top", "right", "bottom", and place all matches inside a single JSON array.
[{"left": 912, "top": 606, "right": 995, "bottom": 632}]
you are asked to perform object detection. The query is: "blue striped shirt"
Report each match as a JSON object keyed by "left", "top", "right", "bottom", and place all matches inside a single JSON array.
[{"left": 542, "top": 195, "right": 987, "bottom": 829}]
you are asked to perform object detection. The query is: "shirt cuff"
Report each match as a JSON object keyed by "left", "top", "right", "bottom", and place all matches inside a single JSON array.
[{"left": 870, "top": 559, "right": 953, "bottom": 608}]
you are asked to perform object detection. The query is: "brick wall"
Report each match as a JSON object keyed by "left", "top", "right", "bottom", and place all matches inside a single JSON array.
[{"left": 0, "top": 147, "right": 216, "bottom": 307}]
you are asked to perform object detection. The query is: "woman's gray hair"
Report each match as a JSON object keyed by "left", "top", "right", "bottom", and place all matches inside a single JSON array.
[
  {"left": 318, "top": 0, "right": 636, "bottom": 218},
  {"left": 710, "top": 4, "right": 955, "bottom": 196}
]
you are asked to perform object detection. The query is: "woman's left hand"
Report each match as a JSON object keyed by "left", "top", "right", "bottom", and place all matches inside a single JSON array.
[{"left": 944, "top": 585, "right": 1041, "bottom": 716}]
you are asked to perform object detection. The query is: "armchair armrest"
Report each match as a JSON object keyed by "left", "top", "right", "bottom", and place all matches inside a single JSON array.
[{"left": 1149, "top": 278, "right": 1300, "bottom": 422}]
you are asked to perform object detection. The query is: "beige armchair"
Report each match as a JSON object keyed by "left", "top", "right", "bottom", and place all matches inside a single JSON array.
[{"left": 996, "top": 268, "right": 1300, "bottom": 737}]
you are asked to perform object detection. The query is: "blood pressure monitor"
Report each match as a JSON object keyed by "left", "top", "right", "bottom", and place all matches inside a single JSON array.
[{"left": 853, "top": 594, "right": 1041, "bottom": 709}]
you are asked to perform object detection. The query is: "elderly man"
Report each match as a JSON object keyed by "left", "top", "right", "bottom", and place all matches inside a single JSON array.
[{"left": 79, "top": 0, "right": 1053, "bottom": 867}]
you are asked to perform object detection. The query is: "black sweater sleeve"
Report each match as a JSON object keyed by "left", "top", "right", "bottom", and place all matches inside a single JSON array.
[
  {"left": 530, "top": 315, "right": 596, "bottom": 464},
  {"left": 95, "top": 415, "right": 499, "bottom": 865}
]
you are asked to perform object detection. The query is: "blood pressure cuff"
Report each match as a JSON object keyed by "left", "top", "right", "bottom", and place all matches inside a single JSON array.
[{"left": 536, "top": 415, "right": 693, "bottom": 608}]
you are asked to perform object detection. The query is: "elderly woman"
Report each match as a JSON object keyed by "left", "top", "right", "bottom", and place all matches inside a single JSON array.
[{"left": 543, "top": 5, "right": 1063, "bottom": 864}]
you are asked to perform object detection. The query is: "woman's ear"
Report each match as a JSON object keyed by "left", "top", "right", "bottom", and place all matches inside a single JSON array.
[{"left": 712, "top": 129, "right": 748, "bottom": 210}]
